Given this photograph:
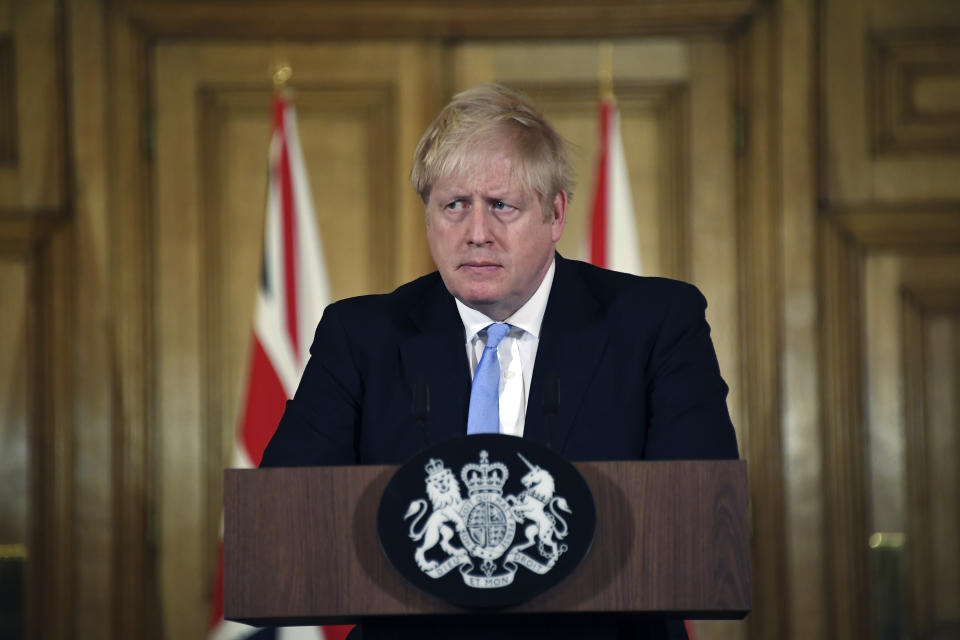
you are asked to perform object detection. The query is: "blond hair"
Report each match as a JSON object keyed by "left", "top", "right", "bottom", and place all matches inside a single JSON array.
[{"left": 410, "top": 84, "right": 574, "bottom": 218}]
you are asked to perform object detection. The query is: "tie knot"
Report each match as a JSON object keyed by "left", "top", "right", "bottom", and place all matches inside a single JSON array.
[{"left": 484, "top": 323, "right": 510, "bottom": 349}]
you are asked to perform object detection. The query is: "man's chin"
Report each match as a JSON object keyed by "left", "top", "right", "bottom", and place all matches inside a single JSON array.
[
  {"left": 452, "top": 290, "right": 521, "bottom": 321},
  {"left": 453, "top": 288, "right": 505, "bottom": 312},
  {"left": 448, "top": 277, "right": 502, "bottom": 303},
  {"left": 457, "top": 293, "right": 499, "bottom": 309}
]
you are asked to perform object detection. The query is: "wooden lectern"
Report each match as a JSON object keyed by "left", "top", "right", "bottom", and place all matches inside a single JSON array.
[{"left": 224, "top": 460, "right": 750, "bottom": 627}]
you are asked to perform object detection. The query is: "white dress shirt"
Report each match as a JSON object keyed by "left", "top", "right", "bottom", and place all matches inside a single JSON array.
[{"left": 455, "top": 258, "right": 555, "bottom": 437}]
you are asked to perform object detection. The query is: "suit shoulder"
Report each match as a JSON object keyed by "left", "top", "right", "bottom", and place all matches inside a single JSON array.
[
  {"left": 563, "top": 258, "right": 706, "bottom": 308},
  {"left": 323, "top": 271, "right": 442, "bottom": 317}
]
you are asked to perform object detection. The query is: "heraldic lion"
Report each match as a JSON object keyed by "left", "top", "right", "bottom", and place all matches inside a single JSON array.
[{"left": 404, "top": 459, "right": 468, "bottom": 572}]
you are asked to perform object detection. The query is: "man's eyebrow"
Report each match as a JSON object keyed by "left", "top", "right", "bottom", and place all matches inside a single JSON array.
[
  {"left": 484, "top": 189, "right": 525, "bottom": 202},
  {"left": 433, "top": 190, "right": 467, "bottom": 201}
]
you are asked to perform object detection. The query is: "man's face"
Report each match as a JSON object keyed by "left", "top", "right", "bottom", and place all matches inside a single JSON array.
[{"left": 425, "top": 146, "right": 566, "bottom": 321}]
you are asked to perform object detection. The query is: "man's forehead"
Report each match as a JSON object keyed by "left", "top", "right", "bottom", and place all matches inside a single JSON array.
[{"left": 432, "top": 150, "right": 531, "bottom": 197}]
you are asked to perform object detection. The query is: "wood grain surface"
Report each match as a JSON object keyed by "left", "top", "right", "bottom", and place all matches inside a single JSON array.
[{"left": 224, "top": 460, "right": 750, "bottom": 625}]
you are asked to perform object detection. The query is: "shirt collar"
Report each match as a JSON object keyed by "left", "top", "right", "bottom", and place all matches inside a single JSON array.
[{"left": 455, "top": 257, "right": 556, "bottom": 343}]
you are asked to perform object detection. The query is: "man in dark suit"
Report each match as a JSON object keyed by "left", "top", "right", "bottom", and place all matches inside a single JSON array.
[
  {"left": 261, "top": 252, "right": 737, "bottom": 466},
  {"left": 261, "top": 83, "right": 738, "bottom": 639}
]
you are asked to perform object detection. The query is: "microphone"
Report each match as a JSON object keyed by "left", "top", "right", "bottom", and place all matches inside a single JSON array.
[
  {"left": 413, "top": 376, "right": 430, "bottom": 450},
  {"left": 542, "top": 371, "right": 559, "bottom": 450}
]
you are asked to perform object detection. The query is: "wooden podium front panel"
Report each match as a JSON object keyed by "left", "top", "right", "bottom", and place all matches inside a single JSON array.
[{"left": 224, "top": 461, "right": 749, "bottom": 625}]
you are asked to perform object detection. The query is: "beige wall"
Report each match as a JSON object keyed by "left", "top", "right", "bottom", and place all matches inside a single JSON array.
[{"left": 1, "top": 0, "right": 959, "bottom": 638}]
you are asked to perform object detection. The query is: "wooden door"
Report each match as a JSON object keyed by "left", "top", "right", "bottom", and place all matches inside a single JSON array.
[
  {"left": 151, "top": 40, "right": 442, "bottom": 637},
  {"left": 820, "top": 0, "right": 960, "bottom": 637}
]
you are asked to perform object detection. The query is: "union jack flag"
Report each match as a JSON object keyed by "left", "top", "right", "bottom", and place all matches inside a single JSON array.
[
  {"left": 589, "top": 94, "right": 642, "bottom": 276},
  {"left": 207, "top": 92, "right": 351, "bottom": 640}
]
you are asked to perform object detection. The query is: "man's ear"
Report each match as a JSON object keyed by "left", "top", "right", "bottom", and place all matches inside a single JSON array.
[{"left": 550, "top": 190, "right": 567, "bottom": 242}]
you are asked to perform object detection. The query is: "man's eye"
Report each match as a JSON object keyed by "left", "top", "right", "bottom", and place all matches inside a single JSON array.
[
  {"left": 493, "top": 201, "right": 513, "bottom": 211},
  {"left": 445, "top": 200, "right": 465, "bottom": 212}
]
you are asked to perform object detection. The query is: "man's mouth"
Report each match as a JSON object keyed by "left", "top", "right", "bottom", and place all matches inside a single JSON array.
[{"left": 460, "top": 261, "right": 501, "bottom": 272}]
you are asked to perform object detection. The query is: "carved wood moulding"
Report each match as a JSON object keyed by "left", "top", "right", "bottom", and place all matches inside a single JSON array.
[
  {"left": 818, "top": 201, "right": 960, "bottom": 635},
  {"left": 827, "top": 206, "right": 960, "bottom": 251},
  {"left": 898, "top": 281, "right": 960, "bottom": 636},
  {"left": 817, "top": 215, "right": 872, "bottom": 640},
  {"left": 0, "top": 210, "right": 68, "bottom": 255},
  {"left": 0, "top": 216, "right": 75, "bottom": 639},
  {"left": 901, "top": 255, "right": 960, "bottom": 312},
  {"left": 0, "top": 36, "right": 16, "bottom": 166},
  {"left": 123, "top": 0, "right": 760, "bottom": 38},
  {"left": 899, "top": 289, "right": 931, "bottom": 632},
  {"left": 871, "top": 29, "right": 960, "bottom": 154},
  {"left": 903, "top": 284, "right": 960, "bottom": 314}
]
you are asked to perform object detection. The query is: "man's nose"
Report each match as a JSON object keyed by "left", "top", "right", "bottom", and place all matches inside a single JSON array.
[{"left": 466, "top": 206, "right": 493, "bottom": 245}]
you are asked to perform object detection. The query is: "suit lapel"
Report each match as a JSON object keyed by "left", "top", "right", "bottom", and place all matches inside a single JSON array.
[
  {"left": 399, "top": 278, "right": 472, "bottom": 446},
  {"left": 525, "top": 255, "right": 608, "bottom": 453},
  {"left": 398, "top": 257, "right": 608, "bottom": 453}
]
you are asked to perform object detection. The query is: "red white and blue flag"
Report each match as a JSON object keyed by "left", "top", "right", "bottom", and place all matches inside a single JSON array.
[
  {"left": 588, "top": 96, "right": 642, "bottom": 276},
  {"left": 207, "top": 93, "right": 351, "bottom": 640},
  {"left": 590, "top": 96, "right": 701, "bottom": 639}
]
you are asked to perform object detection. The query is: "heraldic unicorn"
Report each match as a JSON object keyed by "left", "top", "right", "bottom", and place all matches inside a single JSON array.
[{"left": 403, "top": 449, "right": 572, "bottom": 589}]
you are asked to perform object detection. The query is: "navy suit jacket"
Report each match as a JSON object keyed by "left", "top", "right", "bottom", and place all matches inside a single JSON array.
[{"left": 261, "top": 254, "right": 738, "bottom": 466}]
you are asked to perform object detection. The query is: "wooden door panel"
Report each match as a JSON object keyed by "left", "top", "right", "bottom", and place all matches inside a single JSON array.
[
  {"left": 153, "top": 40, "right": 440, "bottom": 638},
  {"left": 0, "top": 259, "right": 28, "bottom": 544},
  {"left": 821, "top": 1, "right": 960, "bottom": 637},
  {"left": 864, "top": 254, "right": 960, "bottom": 636},
  {"left": 0, "top": 1, "right": 65, "bottom": 210},
  {"left": 0, "top": 256, "right": 30, "bottom": 640},
  {"left": 898, "top": 257, "right": 960, "bottom": 634},
  {"left": 824, "top": 3, "right": 960, "bottom": 204}
]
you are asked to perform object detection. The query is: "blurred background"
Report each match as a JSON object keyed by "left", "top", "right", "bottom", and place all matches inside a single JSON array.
[{"left": 1, "top": 0, "right": 959, "bottom": 638}]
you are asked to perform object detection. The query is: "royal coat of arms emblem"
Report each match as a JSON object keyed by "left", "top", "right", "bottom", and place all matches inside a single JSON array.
[{"left": 403, "top": 449, "right": 572, "bottom": 589}]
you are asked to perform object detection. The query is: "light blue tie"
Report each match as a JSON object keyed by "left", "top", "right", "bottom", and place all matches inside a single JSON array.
[{"left": 466, "top": 323, "right": 511, "bottom": 435}]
